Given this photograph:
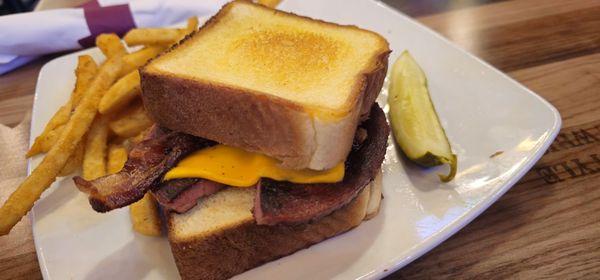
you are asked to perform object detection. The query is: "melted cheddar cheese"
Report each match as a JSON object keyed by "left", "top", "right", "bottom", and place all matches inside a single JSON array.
[{"left": 163, "top": 145, "right": 344, "bottom": 187}]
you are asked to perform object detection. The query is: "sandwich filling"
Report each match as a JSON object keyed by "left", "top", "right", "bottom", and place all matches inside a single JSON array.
[
  {"left": 75, "top": 104, "right": 388, "bottom": 225},
  {"left": 74, "top": 127, "right": 212, "bottom": 213},
  {"left": 163, "top": 145, "right": 345, "bottom": 187}
]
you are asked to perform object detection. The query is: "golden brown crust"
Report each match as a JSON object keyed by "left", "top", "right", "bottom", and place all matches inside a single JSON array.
[
  {"left": 141, "top": 72, "right": 316, "bottom": 166},
  {"left": 168, "top": 186, "right": 371, "bottom": 280},
  {"left": 140, "top": 0, "right": 390, "bottom": 170},
  {"left": 140, "top": 52, "right": 389, "bottom": 169},
  {"left": 358, "top": 50, "right": 391, "bottom": 121}
]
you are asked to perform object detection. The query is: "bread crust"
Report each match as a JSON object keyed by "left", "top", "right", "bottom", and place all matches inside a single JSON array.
[
  {"left": 140, "top": 1, "right": 390, "bottom": 170},
  {"left": 141, "top": 50, "right": 389, "bottom": 170},
  {"left": 141, "top": 73, "right": 316, "bottom": 167},
  {"left": 308, "top": 50, "right": 389, "bottom": 169},
  {"left": 168, "top": 186, "right": 372, "bottom": 280}
]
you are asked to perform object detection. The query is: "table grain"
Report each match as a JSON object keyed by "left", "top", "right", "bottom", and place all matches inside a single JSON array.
[{"left": 1, "top": 0, "right": 599, "bottom": 279}]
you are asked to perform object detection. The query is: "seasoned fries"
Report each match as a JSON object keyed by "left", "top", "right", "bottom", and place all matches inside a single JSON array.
[
  {"left": 258, "top": 0, "right": 281, "bottom": 8},
  {"left": 27, "top": 56, "right": 98, "bottom": 157},
  {"left": 109, "top": 101, "right": 153, "bottom": 138},
  {"left": 107, "top": 144, "right": 128, "bottom": 174},
  {"left": 99, "top": 70, "right": 141, "bottom": 115},
  {"left": 3, "top": 17, "right": 202, "bottom": 236},
  {"left": 186, "top": 17, "right": 199, "bottom": 34},
  {"left": 130, "top": 193, "right": 162, "bottom": 236},
  {"left": 96, "top": 33, "right": 127, "bottom": 58},
  {"left": 124, "top": 28, "right": 183, "bottom": 47},
  {"left": 27, "top": 107, "right": 70, "bottom": 156},
  {"left": 27, "top": 124, "right": 64, "bottom": 157},
  {"left": 59, "top": 141, "right": 84, "bottom": 177},
  {"left": 131, "top": 126, "right": 152, "bottom": 144},
  {"left": 82, "top": 116, "right": 109, "bottom": 180},
  {"left": 71, "top": 55, "right": 99, "bottom": 107},
  {"left": 0, "top": 55, "right": 123, "bottom": 235},
  {"left": 37, "top": 124, "right": 64, "bottom": 153},
  {"left": 122, "top": 46, "right": 166, "bottom": 73}
]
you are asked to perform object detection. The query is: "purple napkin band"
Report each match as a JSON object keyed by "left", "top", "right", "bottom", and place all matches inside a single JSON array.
[{"left": 78, "top": 0, "right": 136, "bottom": 48}]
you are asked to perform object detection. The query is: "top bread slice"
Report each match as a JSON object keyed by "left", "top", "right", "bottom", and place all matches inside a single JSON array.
[{"left": 141, "top": 0, "right": 390, "bottom": 170}]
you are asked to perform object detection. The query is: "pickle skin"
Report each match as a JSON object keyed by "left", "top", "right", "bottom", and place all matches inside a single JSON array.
[
  {"left": 402, "top": 152, "right": 457, "bottom": 182},
  {"left": 388, "top": 50, "right": 457, "bottom": 182},
  {"left": 438, "top": 154, "right": 457, "bottom": 182},
  {"left": 411, "top": 152, "right": 446, "bottom": 167}
]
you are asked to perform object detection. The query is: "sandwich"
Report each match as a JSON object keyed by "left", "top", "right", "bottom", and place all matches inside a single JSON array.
[{"left": 74, "top": 1, "right": 391, "bottom": 279}]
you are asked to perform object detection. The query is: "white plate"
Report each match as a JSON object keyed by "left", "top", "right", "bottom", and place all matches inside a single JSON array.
[{"left": 30, "top": 0, "right": 561, "bottom": 279}]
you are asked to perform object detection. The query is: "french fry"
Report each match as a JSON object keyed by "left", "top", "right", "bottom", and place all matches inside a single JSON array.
[
  {"left": 27, "top": 55, "right": 98, "bottom": 157},
  {"left": 58, "top": 141, "right": 84, "bottom": 177},
  {"left": 99, "top": 70, "right": 141, "bottom": 115},
  {"left": 96, "top": 33, "right": 127, "bottom": 58},
  {"left": 27, "top": 124, "right": 64, "bottom": 157},
  {"left": 107, "top": 144, "right": 128, "bottom": 174},
  {"left": 123, "top": 28, "right": 183, "bottom": 47},
  {"left": 38, "top": 125, "right": 65, "bottom": 154},
  {"left": 121, "top": 46, "right": 166, "bottom": 74},
  {"left": 28, "top": 107, "right": 70, "bottom": 156},
  {"left": 0, "top": 55, "right": 123, "bottom": 235},
  {"left": 130, "top": 193, "right": 162, "bottom": 236},
  {"left": 116, "top": 126, "right": 150, "bottom": 153},
  {"left": 109, "top": 101, "right": 154, "bottom": 138},
  {"left": 120, "top": 130, "right": 144, "bottom": 151},
  {"left": 257, "top": 0, "right": 281, "bottom": 8},
  {"left": 165, "top": 17, "right": 199, "bottom": 48},
  {"left": 186, "top": 17, "right": 199, "bottom": 34},
  {"left": 130, "top": 126, "right": 152, "bottom": 144},
  {"left": 82, "top": 116, "right": 109, "bottom": 180},
  {"left": 71, "top": 55, "right": 99, "bottom": 107}
]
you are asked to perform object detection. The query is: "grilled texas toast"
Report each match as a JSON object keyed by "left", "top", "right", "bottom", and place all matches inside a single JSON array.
[
  {"left": 141, "top": 0, "right": 390, "bottom": 170},
  {"left": 167, "top": 171, "right": 382, "bottom": 280}
]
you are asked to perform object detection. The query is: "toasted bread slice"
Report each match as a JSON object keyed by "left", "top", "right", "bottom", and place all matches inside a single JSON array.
[
  {"left": 167, "top": 170, "right": 383, "bottom": 280},
  {"left": 141, "top": 1, "right": 390, "bottom": 170}
]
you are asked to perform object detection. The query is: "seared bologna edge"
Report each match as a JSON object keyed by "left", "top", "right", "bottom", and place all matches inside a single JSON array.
[{"left": 254, "top": 103, "right": 390, "bottom": 225}]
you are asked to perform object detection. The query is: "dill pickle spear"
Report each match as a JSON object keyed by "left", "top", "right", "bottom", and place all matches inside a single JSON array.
[{"left": 388, "top": 51, "right": 457, "bottom": 182}]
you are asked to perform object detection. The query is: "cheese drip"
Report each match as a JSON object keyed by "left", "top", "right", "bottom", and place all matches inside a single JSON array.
[{"left": 163, "top": 145, "right": 345, "bottom": 187}]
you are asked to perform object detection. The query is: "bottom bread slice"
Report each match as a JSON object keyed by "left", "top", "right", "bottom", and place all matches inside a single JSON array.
[{"left": 167, "top": 170, "right": 383, "bottom": 280}]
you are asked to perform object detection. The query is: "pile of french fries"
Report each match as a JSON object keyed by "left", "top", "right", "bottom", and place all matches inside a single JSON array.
[{"left": 0, "top": 17, "right": 199, "bottom": 237}]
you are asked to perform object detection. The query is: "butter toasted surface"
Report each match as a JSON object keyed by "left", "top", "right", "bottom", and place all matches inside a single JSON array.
[{"left": 146, "top": 1, "right": 388, "bottom": 118}]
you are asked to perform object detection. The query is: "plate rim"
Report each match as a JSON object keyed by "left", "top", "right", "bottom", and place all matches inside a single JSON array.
[
  {"left": 364, "top": 1, "right": 562, "bottom": 277},
  {"left": 29, "top": 47, "right": 106, "bottom": 280},
  {"left": 28, "top": 1, "right": 562, "bottom": 279}
]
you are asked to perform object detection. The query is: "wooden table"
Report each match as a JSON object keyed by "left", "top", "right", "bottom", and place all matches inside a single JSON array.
[{"left": 1, "top": 0, "right": 599, "bottom": 279}]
